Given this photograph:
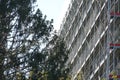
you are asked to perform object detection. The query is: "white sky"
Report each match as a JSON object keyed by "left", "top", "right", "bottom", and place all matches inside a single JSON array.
[{"left": 37, "top": 0, "right": 71, "bottom": 31}]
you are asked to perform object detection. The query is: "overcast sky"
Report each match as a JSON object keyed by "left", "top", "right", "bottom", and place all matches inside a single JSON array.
[{"left": 37, "top": 0, "right": 71, "bottom": 31}]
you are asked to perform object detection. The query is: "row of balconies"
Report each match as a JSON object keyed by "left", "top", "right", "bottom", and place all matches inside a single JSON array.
[
  {"left": 65, "top": 0, "right": 99, "bottom": 64},
  {"left": 64, "top": 0, "right": 105, "bottom": 41},
  {"left": 67, "top": 0, "right": 108, "bottom": 68},
  {"left": 69, "top": 0, "right": 120, "bottom": 80},
  {"left": 69, "top": 1, "right": 108, "bottom": 79},
  {"left": 71, "top": 30, "right": 107, "bottom": 79},
  {"left": 60, "top": 0, "right": 83, "bottom": 38},
  {"left": 73, "top": 16, "right": 120, "bottom": 80},
  {"left": 60, "top": 0, "right": 120, "bottom": 79},
  {"left": 73, "top": 27, "right": 120, "bottom": 80}
]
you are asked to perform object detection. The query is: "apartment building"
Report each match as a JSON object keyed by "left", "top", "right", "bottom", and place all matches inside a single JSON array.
[{"left": 59, "top": 0, "right": 120, "bottom": 80}]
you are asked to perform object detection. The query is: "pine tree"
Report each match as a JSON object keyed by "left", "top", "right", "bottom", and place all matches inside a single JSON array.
[
  {"left": 29, "top": 35, "right": 71, "bottom": 80},
  {"left": 0, "top": 0, "right": 53, "bottom": 79}
]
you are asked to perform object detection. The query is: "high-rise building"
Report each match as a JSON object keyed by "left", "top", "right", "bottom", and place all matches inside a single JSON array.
[{"left": 59, "top": 0, "right": 120, "bottom": 80}]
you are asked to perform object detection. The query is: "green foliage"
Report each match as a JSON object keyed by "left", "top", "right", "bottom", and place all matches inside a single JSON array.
[
  {"left": 28, "top": 35, "right": 70, "bottom": 80},
  {"left": 0, "top": 0, "right": 53, "bottom": 79},
  {"left": 47, "top": 38, "right": 69, "bottom": 80},
  {"left": 0, "top": 0, "right": 70, "bottom": 80},
  {"left": 76, "top": 71, "right": 84, "bottom": 80}
]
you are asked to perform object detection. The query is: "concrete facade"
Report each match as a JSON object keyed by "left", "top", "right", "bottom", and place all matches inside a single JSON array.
[{"left": 59, "top": 0, "right": 120, "bottom": 80}]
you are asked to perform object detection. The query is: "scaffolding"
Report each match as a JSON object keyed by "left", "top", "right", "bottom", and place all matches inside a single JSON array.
[{"left": 107, "top": 0, "right": 120, "bottom": 80}]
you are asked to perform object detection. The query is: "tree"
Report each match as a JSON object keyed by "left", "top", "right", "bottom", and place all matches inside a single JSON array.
[
  {"left": 0, "top": 0, "right": 53, "bottom": 79},
  {"left": 28, "top": 35, "right": 71, "bottom": 80},
  {"left": 76, "top": 71, "right": 84, "bottom": 80},
  {"left": 46, "top": 37, "right": 70, "bottom": 80}
]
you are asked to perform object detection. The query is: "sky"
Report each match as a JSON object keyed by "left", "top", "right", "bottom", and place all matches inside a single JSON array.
[{"left": 37, "top": 0, "right": 71, "bottom": 31}]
